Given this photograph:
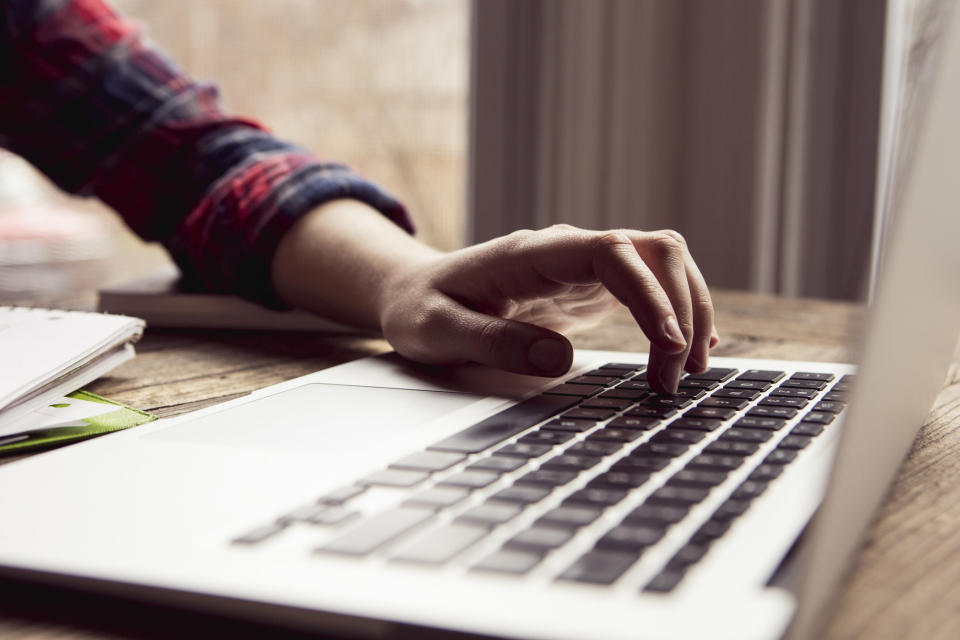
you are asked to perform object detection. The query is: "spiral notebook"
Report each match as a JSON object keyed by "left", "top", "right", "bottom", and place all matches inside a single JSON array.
[{"left": 0, "top": 306, "right": 145, "bottom": 436}]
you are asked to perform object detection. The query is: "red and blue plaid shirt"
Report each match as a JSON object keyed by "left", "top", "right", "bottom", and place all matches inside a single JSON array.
[{"left": 0, "top": 0, "right": 412, "bottom": 306}]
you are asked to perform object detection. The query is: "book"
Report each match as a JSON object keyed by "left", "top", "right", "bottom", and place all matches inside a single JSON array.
[
  {"left": 0, "top": 306, "right": 144, "bottom": 434},
  {"left": 98, "top": 264, "right": 363, "bottom": 333}
]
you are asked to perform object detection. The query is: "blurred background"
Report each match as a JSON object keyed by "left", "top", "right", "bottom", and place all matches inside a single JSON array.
[{"left": 0, "top": 0, "right": 946, "bottom": 305}]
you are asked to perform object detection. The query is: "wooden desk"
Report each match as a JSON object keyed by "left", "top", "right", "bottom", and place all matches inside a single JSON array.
[{"left": 1, "top": 289, "right": 958, "bottom": 639}]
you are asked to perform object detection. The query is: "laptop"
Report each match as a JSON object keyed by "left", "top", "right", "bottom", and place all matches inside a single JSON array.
[{"left": 2, "top": 5, "right": 960, "bottom": 639}]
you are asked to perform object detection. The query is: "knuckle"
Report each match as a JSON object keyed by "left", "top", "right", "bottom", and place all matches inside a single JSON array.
[
  {"left": 414, "top": 298, "right": 450, "bottom": 336},
  {"left": 647, "top": 232, "right": 686, "bottom": 261},
  {"left": 548, "top": 222, "right": 579, "bottom": 234},
  {"left": 657, "top": 229, "right": 688, "bottom": 248},
  {"left": 594, "top": 230, "right": 634, "bottom": 250}
]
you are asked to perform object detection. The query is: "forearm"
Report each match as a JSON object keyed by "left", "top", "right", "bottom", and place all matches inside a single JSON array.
[{"left": 270, "top": 199, "right": 440, "bottom": 330}]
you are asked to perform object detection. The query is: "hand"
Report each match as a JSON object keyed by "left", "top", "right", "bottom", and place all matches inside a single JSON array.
[{"left": 377, "top": 224, "right": 718, "bottom": 393}]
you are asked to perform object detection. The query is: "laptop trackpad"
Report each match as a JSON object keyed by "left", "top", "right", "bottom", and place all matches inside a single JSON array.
[{"left": 148, "top": 383, "right": 483, "bottom": 452}]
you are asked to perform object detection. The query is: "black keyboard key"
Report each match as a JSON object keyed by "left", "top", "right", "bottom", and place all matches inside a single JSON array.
[
  {"left": 687, "top": 454, "right": 744, "bottom": 472},
  {"left": 791, "top": 372, "right": 835, "bottom": 382},
  {"left": 640, "top": 442, "right": 690, "bottom": 457},
  {"left": 800, "top": 411, "right": 836, "bottom": 425},
  {"left": 691, "top": 518, "right": 731, "bottom": 544},
  {"left": 362, "top": 469, "right": 429, "bottom": 487},
  {"left": 608, "top": 416, "right": 661, "bottom": 430},
  {"left": 713, "top": 498, "right": 751, "bottom": 520},
  {"left": 644, "top": 568, "right": 685, "bottom": 593},
  {"left": 760, "top": 396, "right": 809, "bottom": 408},
  {"left": 541, "top": 454, "right": 603, "bottom": 471},
  {"left": 519, "top": 430, "right": 576, "bottom": 446},
  {"left": 403, "top": 486, "right": 469, "bottom": 509},
  {"left": 699, "top": 396, "right": 751, "bottom": 410},
  {"left": 703, "top": 440, "right": 758, "bottom": 456},
  {"left": 507, "top": 525, "right": 574, "bottom": 553},
  {"left": 542, "top": 418, "right": 596, "bottom": 432},
  {"left": 391, "top": 523, "right": 486, "bottom": 564},
  {"left": 724, "top": 380, "right": 772, "bottom": 391},
  {"left": 684, "top": 367, "right": 737, "bottom": 381},
  {"left": 792, "top": 422, "right": 824, "bottom": 437},
  {"left": 468, "top": 455, "right": 527, "bottom": 473},
  {"left": 778, "top": 435, "right": 813, "bottom": 450},
  {"left": 589, "top": 470, "right": 652, "bottom": 490},
  {"left": 732, "top": 480, "right": 768, "bottom": 501},
  {"left": 472, "top": 548, "right": 541, "bottom": 575},
  {"left": 317, "top": 485, "right": 365, "bottom": 505},
  {"left": 673, "top": 388, "right": 707, "bottom": 400},
  {"left": 589, "top": 427, "right": 645, "bottom": 443},
  {"left": 648, "top": 486, "right": 710, "bottom": 506},
  {"left": 678, "top": 379, "right": 720, "bottom": 391},
  {"left": 390, "top": 450, "right": 465, "bottom": 472},
  {"left": 651, "top": 428, "right": 706, "bottom": 445},
  {"left": 670, "top": 542, "right": 708, "bottom": 566},
  {"left": 747, "top": 406, "right": 798, "bottom": 419},
  {"left": 813, "top": 400, "right": 845, "bottom": 413},
  {"left": 670, "top": 417, "right": 723, "bottom": 431},
  {"left": 721, "top": 427, "right": 774, "bottom": 443},
  {"left": 624, "top": 503, "right": 689, "bottom": 525},
  {"left": 491, "top": 485, "right": 552, "bottom": 504},
  {"left": 737, "top": 369, "right": 786, "bottom": 382},
  {"left": 771, "top": 387, "right": 819, "bottom": 399},
  {"left": 822, "top": 391, "right": 848, "bottom": 402},
  {"left": 616, "top": 380, "right": 654, "bottom": 392},
  {"left": 711, "top": 388, "right": 762, "bottom": 401},
  {"left": 599, "top": 388, "right": 651, "bottom": 401},
  {"left": 539, "top": 503, "right": 603, "bottom": 528},
  {"left": 684, "top": 406, "right": 737, "bottom": 420},
  {"left": 668, "top": 469, "right": 728, "bottom": 488},
  {"left": 597, "top": 523, "right": 665, "bottom": 553},
  {"left": 567, "top": 487, "right": 629, "bottom": 507},
  {"left": 580, "top": 397, "right": 633, "bottom": 411},
  {"left": 564, "top": 408, "right": 617, "bottom": 421},
  {"left": 558, "top": 549, "right": 637, "bottom": 584},
  {"left": 749, "top": 464, "right": 784, "bottom": 481},
  {"left": 430, "top": 394, "right": 578, "bottom": 453},
  {"left": 516, "top": 469, "right": 578, "bottom": 487},
  {"left": 544, "top": 383, "right": 604, "bottom": 397},
  {"left": 614, "top": 455, "right": 671, "bottom": 472},
  {"left": 603, "top": 362, "right": 646, "bottom": 372},
  {"left": 567, "top": 440, "right": 622, "bottom": 456},
  {"left": 458, "top": 502, "right": 523, "bottom": 526},
  {"left": 765, "top": 449, "right": 798, "bottom": 465},
  {"left": 439, "top": 469, "right": 500, "bottom": 489},
  {"left": 568, "top": 375, "right": 620, "bottom": 386},
  {"left": 733, "top": 416, "right": 787, "bottom": 431},
  {"left": 642, "top": 395, "right": 693, "bottom": 409},
  {"left": 625, "top": 406, "right": 679, "bottom": 419},
  {"left": 318, "top": 507, "right": 432, "bottom": 556},
  {"left": 497, "top": 442, "right": 553, "bottom": 458},
  {"left": 781, "top": 379, "right": 828, "bottom": 391}
]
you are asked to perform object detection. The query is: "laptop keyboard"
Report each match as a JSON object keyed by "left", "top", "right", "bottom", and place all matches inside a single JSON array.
[{"left": 233, "top": 363, "right": 851, "bottom": 594}]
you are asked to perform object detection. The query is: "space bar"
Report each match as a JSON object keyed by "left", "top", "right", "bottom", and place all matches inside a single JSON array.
[{"left": 428, "top": 394, "right": 579, "bottom": 453}]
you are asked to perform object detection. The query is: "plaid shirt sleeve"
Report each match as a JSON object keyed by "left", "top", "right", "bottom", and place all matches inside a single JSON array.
[{"left": 0, "top": 0, "right": 414, "bottom": 306}]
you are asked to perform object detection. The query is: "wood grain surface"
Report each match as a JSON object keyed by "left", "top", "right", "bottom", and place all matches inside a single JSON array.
[{"left": 1, "top": 289, "right": 958, "bottom": 639}]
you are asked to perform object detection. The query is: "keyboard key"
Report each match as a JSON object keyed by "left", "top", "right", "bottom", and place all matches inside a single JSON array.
[
  {"left": 596, "top": 523, "right": 665, "bottom": 553},
  {"left": 687, "top": 454, "right": 744, "bottom": 472},
  {"left": 542, "top": 418, "right": 596, "bottom": 432},
  {"left": 711, "top": 388, "right": 762, "bottom": 401},
  {"left": 721, "top": 427, "right": 774, "bottom": 443},
  {"left": 822, "top": 391, "right": 848, "bottom": 402},
  {"left": 472, "top": 549, "right": 541, "bottom": 575},
  {"left": 589, "top": 427, "right": 645, "bottom": 443},
  {"left": 713, "top": 498, "right": 751, "bottom": 520},
  {"left": 599, "top": 388, "right": 650, "bottom": 401},
  {"left": 608, "top": 416, "right": 661, "bottom": 430},
  {"left": 507, "top": 525, "right": 574, "bottom": 553},
  {"left": 771, "top": 387, "right": 819, "bottom": 399},
  {"left": 765, "top": 449, "right": 798, "bottom": 465},
  {"left": 673, "top": 388, "right": 707, "bottom": 400},
  {"left": 733, "top": 416, "right": 787, "bottom": 431},
  {"left": 691, "top": 518, "right": 731, "bottom": 544},
  {"left": 567, "top": 440, "right": 622, "bottom": 456},
  {"left": 403, "top": 486, "right": 469, "bottom": 509},
  {"left": 317, "top": 485, "right": 365, "bottom": 505},
  {"left": 567, "top": 375, "right": 620, "bottom": 386},
  {"left": 439, "top": 470, "right": 501, "bottom": 489},
  {"left": 567, "top": 487, "right": 630, "bottom": 507},
  {"left": 670, "top": 417, "right": 723, "bottom": 431},
  {"left": 732, "top": 480, "right": 768, "bottom": 501},
  {"left": 648, "top": 486, "right": 710, "bottom": 506},
  {"left": 644, "top": 568, "right": 685, "bottom": 593},
  {"left": 699, "top": 396, "right": 751, "bottom": 410},
  {"left": 497, "top": 443, "right": 553, "bottom": 458},
  {"left": 778, "top": 435, "right": 813, "bottom": 450},
  {"left": 539, "top": 503, "right": 603, "bottom": 528},
  {"left": 781, "top": 379, "right": 828, "bottom": 391},
  {"left": 668, "top": 469, "right": 727, "bottom": 488},
  {"left": 640, "top": 442, "right": 690, "bottom": 457},
  {"left": 759, "top": 396, "right": 809, "bottom": 409},
  {"left": 457, "top": 501, "right": 523, "bottom": 526},
  {"left": 430, "top": 394, "right": 578, "bottom": 453},
  {"left": 651, "top": 428, "right": 707, "bottom": 445},
  {"left": 684, "top": 367, "right": 737, "bottom": 381},
  {"left": 616, "top": 380, "right": 653, "bottom": 392},
  {"left": 589, "top": 470, "right": 652, "bottom": 490},
  {"left": 602, "top": 362, "right": 646, "bottom": 372},
  {"left": 703, "top": 440, "right": 758, "bottom": 456},
  {"left": 800, "top": 411, "right": 836, "bottom": 425},
  {"left": 468, "top": 455, "right": 527, "bottom": 473},
  {"left": 642, "top": 395, "right": 693, "bottom": 409},
  {"left": 684, "top": 406, "right": 737, "bottom": 420},
  {"left": 813, "top": 400, "right": 845, "bottom": 413},
  {"left": 588, "top": 367, "right": 634, "bottom": 378},
  {"left": 791, "top": 423, "right": 824, "bottom": 437},
  {"left": 564, "top": 408, "right": 617, "bottom": 421},
  {"left": 625, "top": 406, "right": 679, "bottom": 419},
  {"left": 670, "top": 543, "right": 708, "bottom": 566},
  {"left": 749, "top": 464, "right": 784, "bottom": 481},
  {"left": 580, "top": 397, "right": 633, "bottom": 411},
  {"left": 391, "top": 523, "right": 487, "bottom": 564},
  {"left": 543, "top": 383, "right": 604, "bottom": 397},
  {"left": 790, "top": 372, "right": 835, "bottom": 382},
  {"left": 516, "top": 469, "right": 578, "bottom": 487},
  {"left": 747, "top": 406, "right": 798, "bottom": 419},
  {"left": 558, "top": 549, "right": 637, "bottom": 584},
  {"left": 724, "top": 380, "right": 772, "bottom": 391},
  {"left": 677, "top": 379, "right": 720, "bottom": 392},
  {"left": 318, "top": 507, "right": 432, "bottom": 556},
  {"left": 491, "top": 485, "right": 552, "bottom": 504},
  {"left": 542, "top": 454, "right": 603, "bottom": 471},
  {"left": 519, "top": 430, "right": 576, "bottom": 446},
  {"left": 362, "top": 469, "right": 429, "bottom": 488},
  {"left": 613, "top": 455, "right": 670, "bottom": 472},
  {"left": 233, "top": 522, "right": 286, "bottom": 545},
  {"left": 737, "top": 369, "right": 786, "bottom": 382},
  {"left": 624, "top": 503, "right": 689, "bottom": 525},
  {"left": 390, "top": 450, "right": 465, "bottom": 472},
  {"left": 282, "top": 504, "right": 359, "bottom": 527}
]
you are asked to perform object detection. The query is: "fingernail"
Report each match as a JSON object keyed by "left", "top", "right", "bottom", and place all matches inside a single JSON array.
[
  {"left": 528, "top": 338, "right": 571, "bottom": 376},
  {"left": 663, "top": 316, "right": 686, "bottom": 349},
  {"left": 658, "top": 358, "right": 684, "bottom": 394}
]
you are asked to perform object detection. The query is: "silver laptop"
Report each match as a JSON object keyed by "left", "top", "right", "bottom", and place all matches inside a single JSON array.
[{"left": 2, "top": 5, "right": 960, "bottom": 639}]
